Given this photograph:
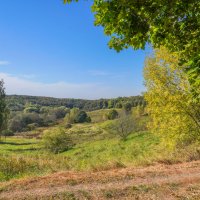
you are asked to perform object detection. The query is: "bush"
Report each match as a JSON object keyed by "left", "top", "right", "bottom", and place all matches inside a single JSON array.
[
  {"left": 1, "top": 129, "right": 14, "bottom": 137},
  {"left": 24, "top": 104, "right": 40, "bottom": 113},
  {"left": 8, "top": 113, "right": 43, "bottom": 133},
  {"left": 50, "top": 106, "right": 70, "bottom": 119},
  {"left": 74, "top": 111, "right": 88, "bottom": 123},
  {"left": 106, "top": 109, "right": 118, "bottom": 120},
  {"left": 65, "top": 109, "right": 91, "bottom": 124},
  {"left": 115, "top": 102, "right": 122, "bottom": 108},
  {"left": 9, "top": 118, "right": 24, "bottom": 132},
  {"left": 123, "top": 102, "right": 132, "bottom": 114},
  {"left": 27, "top": 123, "right": 38, "bottom": 131},
  {"left": 65, "top": 108, "right": 79, "bottom": 124},
  {"left": 42, "top": 128, "right": 73, "bottom": 153}
]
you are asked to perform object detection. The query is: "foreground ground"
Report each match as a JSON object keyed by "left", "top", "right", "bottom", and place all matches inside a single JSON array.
[{"left": 0, "top": 160, "right": 200, "bottom": 200}]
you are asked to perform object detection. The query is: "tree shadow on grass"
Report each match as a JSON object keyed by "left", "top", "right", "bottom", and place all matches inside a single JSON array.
[
  {"left": 0, "top": 141, "right": 36, "bottom": 146},
  {"left": 7, "top": 148, "right": 42, "bottom": 152}
]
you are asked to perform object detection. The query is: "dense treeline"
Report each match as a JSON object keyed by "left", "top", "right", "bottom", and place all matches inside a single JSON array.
[
  {"left": 4, "top": 95, "right": 145, "bottom": 134},
  {"left": 6, "top": 95, "right": 145, "bottom": 112}
]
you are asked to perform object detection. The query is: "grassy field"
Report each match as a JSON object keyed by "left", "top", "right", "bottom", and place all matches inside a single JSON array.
[
  {"left": 1, "top": 134, "right": 200, "bottom": 199},
  {"left": 0, "top": 129, "right": 162, "bottom": 182},
  {"left": 0, "top": 108, "right": 198, "bottom": 184}
]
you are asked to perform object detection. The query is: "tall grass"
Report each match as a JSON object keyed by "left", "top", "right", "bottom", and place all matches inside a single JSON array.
[
  {"left": 0, "top": 132, "right": 161, "bottom": 181},
  {"left": 0, "top": 153, "right": 73, "bottom": 181}
]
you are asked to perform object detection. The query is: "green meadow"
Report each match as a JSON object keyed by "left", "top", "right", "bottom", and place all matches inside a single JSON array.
[
  {"left": 0, "top": 108, "right": 198, "bottom": 183},
  {"left": 0, "top": 113, "right": 162, "bottom": 182}
]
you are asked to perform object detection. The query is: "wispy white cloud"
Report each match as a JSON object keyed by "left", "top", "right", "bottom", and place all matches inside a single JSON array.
[
  {"left": 0, "top": 73, "right": 142, "bottom": 99},
  {"left": 0, "top": 61, "right": 10, "bottom": 66},
  {"left": 0, "top": 73, "right": 119, "bottom": 99}
]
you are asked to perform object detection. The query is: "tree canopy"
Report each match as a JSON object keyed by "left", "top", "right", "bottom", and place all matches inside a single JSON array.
[
  {"left": 64, "top": 0, "right": 200, "bottom": 99},
  {"left": 0, "top": 80, "right": 9, "bottom": 138}
]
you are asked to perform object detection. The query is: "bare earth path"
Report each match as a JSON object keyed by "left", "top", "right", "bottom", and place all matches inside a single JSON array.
[{"left": 1, "top": 161, "right": 200, "bottom": 200}]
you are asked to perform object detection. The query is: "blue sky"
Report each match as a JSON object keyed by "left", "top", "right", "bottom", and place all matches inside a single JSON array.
[{"left": 0, "top": 0, "right": 149, "bottom": 99}]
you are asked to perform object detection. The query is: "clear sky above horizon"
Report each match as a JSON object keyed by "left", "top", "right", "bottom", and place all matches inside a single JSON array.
[{"left": 0, "top": 0, "right": 150, "bottom": 99}]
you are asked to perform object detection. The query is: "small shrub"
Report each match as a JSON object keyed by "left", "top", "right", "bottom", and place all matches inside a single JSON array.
[
  {"left": 74, "top": 111, "right": 91, "bottom": 123},
  {"left": 1, "top": 129, "right": 14, "bottom": 137},
  {"left": 106, "top": 109, "right": 118, "bottom": 120},
  {"left": 42, "top": 128, "right": 73, "bottom": 154},
  {"left": 27, "top": 123, "right": 38, "bottom": 131},
  {"left": 86, "top": 116, "right": 91, "bottom": 123},
  {"left": 122, "top": 102, "right": 132, "bottom": 114}
]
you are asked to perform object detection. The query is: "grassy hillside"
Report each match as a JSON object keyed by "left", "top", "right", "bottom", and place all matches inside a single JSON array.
[{"left": 0, "top": 130, "right": 161, "bottom": 182}]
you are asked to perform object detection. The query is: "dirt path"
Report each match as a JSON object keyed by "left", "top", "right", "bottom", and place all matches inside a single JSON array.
[{"left": 1, "top": 160, "right": 200, "bottom": 200}]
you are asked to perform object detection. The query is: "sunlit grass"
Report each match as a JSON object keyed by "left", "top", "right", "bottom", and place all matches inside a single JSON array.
[
  {"left": 63, "top": 131, "right": 160, "bottom": 170},
  {"left": 0, "top": 131, "right": 161, "bottom": 181}
]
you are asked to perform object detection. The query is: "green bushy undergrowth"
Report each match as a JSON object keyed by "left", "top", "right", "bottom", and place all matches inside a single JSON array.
[{"left": 42, "top": 128, "right": 73, "bottom": 153}]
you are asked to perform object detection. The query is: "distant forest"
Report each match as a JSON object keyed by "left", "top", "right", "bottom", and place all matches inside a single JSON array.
[{"left": 6, "top": 95, "right": 145, "bottom": 111}]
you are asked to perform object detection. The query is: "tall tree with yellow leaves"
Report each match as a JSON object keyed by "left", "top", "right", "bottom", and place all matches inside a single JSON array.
[{"left": 144, "top": 47, "right": 200, "bottom": 148}]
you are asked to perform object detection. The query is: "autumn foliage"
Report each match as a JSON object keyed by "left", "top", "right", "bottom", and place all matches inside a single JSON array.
[{"left": 144, "top": 47, "right": 200, "bottom": 147}]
